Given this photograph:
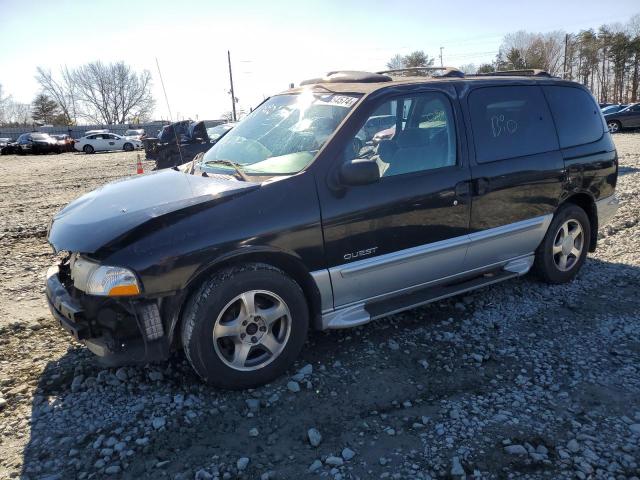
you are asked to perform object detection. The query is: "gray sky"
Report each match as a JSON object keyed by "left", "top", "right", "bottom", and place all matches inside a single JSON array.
[{"left": 1, "top": 0, "right": 638, "bottom": 120}]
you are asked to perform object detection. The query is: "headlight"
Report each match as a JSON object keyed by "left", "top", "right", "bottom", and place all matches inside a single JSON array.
[{"left": 71, "top": 256, "right": 141, "bottom": 296}]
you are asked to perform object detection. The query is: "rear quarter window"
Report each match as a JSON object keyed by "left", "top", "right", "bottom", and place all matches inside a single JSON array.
[
  {"left": 542, "top": 86, "right": 605, "bottom": 148},
  {"left": 468, "top": 86, "right": 558, "bottom": 163}
]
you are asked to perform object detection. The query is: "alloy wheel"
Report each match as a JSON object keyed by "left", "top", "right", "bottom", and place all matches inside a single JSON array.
[
  {"left": 552, "top": 219, "right": 584, "bottom": 272},
  {"left": 607, "top": 121, "right": 620, "bottom": 133},
  {"left": 212, "top": 290, "right": 292, "bottom": 371}
]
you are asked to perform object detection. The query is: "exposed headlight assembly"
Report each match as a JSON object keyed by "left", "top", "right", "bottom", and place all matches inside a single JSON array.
[{"left": 71, "top": 255, "right": 141, "bottom": 296}]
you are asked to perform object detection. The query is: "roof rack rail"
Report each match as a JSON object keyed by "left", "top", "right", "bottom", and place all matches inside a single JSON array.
[
  {"left": 376, "top": 67, "right": 465, "bottom": 78},
  {"left": 300, "top": 70, "right": 392, "bottom": 86},
  {"left": 472, "top": 69, "right": 551, "bottom": 77}
]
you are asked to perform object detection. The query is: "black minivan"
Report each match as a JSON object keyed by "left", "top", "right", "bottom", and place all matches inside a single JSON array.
[{"left": 46, "top": 68, "right": 619, "bottom": 389}]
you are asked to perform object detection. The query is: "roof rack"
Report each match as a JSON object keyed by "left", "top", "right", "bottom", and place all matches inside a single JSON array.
[
  {"left": 472, "top": 69, "right": 551, "bottom": 77},
  {"left": 376, "top": 67, "right": 464, "bottom": 78},
  {"left": 299, "top": 71, "right": 392, "bottom": 86}
]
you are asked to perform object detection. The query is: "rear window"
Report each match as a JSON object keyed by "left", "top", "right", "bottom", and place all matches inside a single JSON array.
[
  {"left": 469, "top": 86, "right": 558, "bottom": 163},
  {"left": 543, "top": 86, "right": 604, "bottom": 148}
]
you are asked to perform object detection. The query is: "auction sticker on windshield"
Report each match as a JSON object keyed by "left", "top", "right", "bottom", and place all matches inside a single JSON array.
[{"left": 315, "top": 94, "right": 359, "bottom": 108}]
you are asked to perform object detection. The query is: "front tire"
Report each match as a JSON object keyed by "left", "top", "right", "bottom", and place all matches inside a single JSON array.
[
  {"left": 181, "top": 263, "right": 309, "bottom": 389},
  {"left": 123, "top": 143, "right": 134, "bottom": 152},
  {"left": 83, "top": 144, "right": 95, "bottom": 154},
  {"left": 534, "top": 204, "right": 590, "bottom": 284}
]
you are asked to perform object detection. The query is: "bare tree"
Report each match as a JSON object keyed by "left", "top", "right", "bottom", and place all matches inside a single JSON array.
[
  {"left": 35, "top": 67, "right": 76, "bottom": 124},
  {"left": 0, "top": 84, "right": 31, "bottom": 126},
  {"left": 70, "top": 61, "right": 155, "bottom": 124},
  {"left": 0, "top": 83, "right": 9, "bottom": 124},
  {"left": 458, "top": 63, "right": 477, "bottom": 74},
  {"left": 497, "top": 31, "right": 565, "bottom": 76},
  {"left": 34, "top": 61, "right": 155, "bottom": 125},
  {"left": 4, "top": 101, "right": 31, "bottom": 126}
]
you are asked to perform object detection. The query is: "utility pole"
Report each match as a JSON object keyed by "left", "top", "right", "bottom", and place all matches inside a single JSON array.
[
  {"left": 228, "top": 50, "right": 237, "bottom": 122},
  {"left": 563, "top": 33, "right": 569, "bottom": 79},
  {"left": 439, "top": 47, "right": 444, "bottom": 67}
]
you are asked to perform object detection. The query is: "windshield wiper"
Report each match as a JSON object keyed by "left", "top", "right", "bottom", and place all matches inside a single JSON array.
[{"left": 204, "top": 159, "right": 249, "bottom": 181}]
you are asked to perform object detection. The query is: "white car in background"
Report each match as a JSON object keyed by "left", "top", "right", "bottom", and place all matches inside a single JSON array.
[
  {"left": 124, "top": 128, "right": 146, "bottom": 140},
  {"left": 74, "top": 133, "right": 142, "bottom": 154}
]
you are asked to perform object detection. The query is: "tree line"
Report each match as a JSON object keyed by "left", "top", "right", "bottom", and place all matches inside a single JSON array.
[
  {"left": 0, "top": 61, "right": 155, "bottom": 127},
  {"left": 387, "top": 13, "right": 640, "bottom": 104}
]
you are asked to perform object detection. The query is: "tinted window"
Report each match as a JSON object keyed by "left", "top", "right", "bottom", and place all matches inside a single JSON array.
[
  {"left": 469, "top": 86, "right": 558, "bottom": 163},
  {"left": 347, "top": 92, "right": 456, "bottom": 177},
  {"left": 543, "top": 86, "right": 604, "bottom": 148}
]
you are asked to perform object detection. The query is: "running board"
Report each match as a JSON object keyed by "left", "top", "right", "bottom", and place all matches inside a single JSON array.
[
  {"left": 322, "top": 268, "right": 520, "bottom": 329},
  {"left": 366, "top": 269, "right": 518, "bottom": 320}
]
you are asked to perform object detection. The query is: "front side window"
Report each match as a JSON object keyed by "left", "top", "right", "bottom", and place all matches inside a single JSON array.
[
  {"left": 202, "top": 91, "right": 361, "bottom": 176},
  {"left": 346, "top": 92, "right": 457, "bottom": 177},
  {"left": 469, "top": 86, "right": 558, "bottom": 163}
]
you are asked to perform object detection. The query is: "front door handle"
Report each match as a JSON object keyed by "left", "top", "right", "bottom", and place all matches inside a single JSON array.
[{"left": 474, "top": 177, "right": 490, "bottom": 196}]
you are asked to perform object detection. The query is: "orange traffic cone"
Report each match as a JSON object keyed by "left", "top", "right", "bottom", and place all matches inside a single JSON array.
[{"left": 136, "top": 154, "right": 144, "bottom": 174}]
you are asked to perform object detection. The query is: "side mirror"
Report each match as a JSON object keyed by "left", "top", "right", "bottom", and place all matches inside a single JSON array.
[{"left": 339, "top": 158, "right": 380, "bottom": 186}]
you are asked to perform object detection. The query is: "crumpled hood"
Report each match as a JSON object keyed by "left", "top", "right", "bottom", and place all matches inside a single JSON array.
[{"left": 48, "top": 169, "right": 257, "bottom": 253}]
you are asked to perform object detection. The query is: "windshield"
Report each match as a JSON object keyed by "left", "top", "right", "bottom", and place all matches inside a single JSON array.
[
  {"left": 202, "top": 91, "right": 361, "bottom": 176},
  {"left": 31, "top": 134, "right": 49, "bottom": 140},
  {"left": 207, "top": 124, "right": 233, "bottom": 141}
]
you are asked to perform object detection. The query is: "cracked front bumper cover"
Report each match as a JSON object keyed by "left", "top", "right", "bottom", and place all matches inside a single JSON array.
[{"left": 45, "top": 265, "right": 171, "bottom": 366}]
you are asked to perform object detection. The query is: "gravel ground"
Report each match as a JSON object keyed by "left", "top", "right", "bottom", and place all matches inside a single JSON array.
[{"left": 0, "top": 136, "right": 639, "bottom": 480}]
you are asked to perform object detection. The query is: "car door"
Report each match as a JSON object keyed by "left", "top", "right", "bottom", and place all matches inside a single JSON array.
[
  {"left": 316, "top": 87, "right": 472, "bottom": 308},
  {"left": 461, "top": 84, "right": 564, "bottom": 271},
  {"left": 106, "top": 134, "right": 122, "bottom": 150},
  {"left": 622, "top": 104, "right": 640, "bottom": 127},
  {"left": 90, "top": 134, "right": 107, "bottom": 151}
]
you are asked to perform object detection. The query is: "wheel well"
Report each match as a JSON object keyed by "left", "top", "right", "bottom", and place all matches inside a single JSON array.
[
  {"left": 167, "top": 252, "right": 324, "bottom": 346},
  {"left": 562, "top": 193, "right": 597, "bottom": 252}
]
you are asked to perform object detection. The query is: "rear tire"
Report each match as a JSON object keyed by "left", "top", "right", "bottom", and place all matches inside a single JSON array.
[
  {"left": 181, "top": 263, "right": 309, "bottom": 389},
  {"left": 607, "top": 120, "right": 621, "bottom": 133},
  {"left": 83, "top": 144, "right": 95, "bottom": 154},
  {"left": 534, "top": 204, "right": 590, "bottom": 284}
]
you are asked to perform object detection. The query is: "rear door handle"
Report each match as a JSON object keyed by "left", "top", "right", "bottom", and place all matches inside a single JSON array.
[
  {"left": 474, "top": 177, "right": 490, "bottom": 196},
  {"left": 454, "top": 181, "right": 471, "bottom": 198}
]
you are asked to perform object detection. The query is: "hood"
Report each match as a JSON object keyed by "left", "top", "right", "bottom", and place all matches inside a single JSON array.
[{"left": 48, "top": 169, "right": 257, "bottom": 253}]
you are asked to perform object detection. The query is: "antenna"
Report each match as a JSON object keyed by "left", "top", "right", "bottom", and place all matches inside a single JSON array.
[
  {"left": 155, "top": 57, "right": 183, "bottom": 166},
  {"left": 228, "top": 50, "right": 237, "bottom": 122}
]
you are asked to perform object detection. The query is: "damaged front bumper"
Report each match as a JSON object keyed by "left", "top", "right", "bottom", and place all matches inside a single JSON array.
[{"left": 45, "top": 263, "right": 171, "bottom": 366}]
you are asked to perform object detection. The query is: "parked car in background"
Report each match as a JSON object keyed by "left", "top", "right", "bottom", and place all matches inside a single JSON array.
[
  {"left": 144, "top": 120, "right": 217, "bottom": 169},
  {"left": 16, "top": 133, "right": 60, "bottom": 154},
  {"left": 601, "top": 104, "right": 628, "bottom": 115},
  {"left": 51, "top": 134, "right": 75, "bottom": 152},
  {"left": 74, "top": 133, "right": 142, "bottom": 154},
  {"left": 0, "top": 137, "right": 16, "bottom": 155},
  {"left": 46, "top": 69, "right": 618, "bottom": 389},
  {"left": 206, "top": 123, "right": 235, "bottom": 142},
  {"left": 83, "top": 129, "right": 110, "bottom": 137},
  {"left": 604, "top": 103, "right": 640, "bottom": 133},
  {"left": 124, "top": 129, "right": 146, "bottom": 140}
]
